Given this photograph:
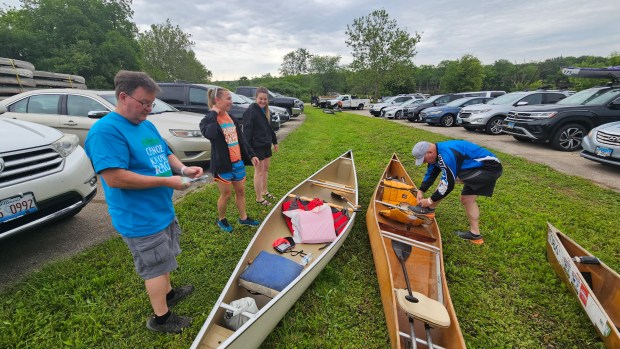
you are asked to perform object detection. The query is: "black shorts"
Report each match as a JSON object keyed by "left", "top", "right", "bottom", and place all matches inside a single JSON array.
[
  {"left": 254, "top": 146, "right": 272, "bottom": 160},
  {"left": 459, "top": 162, "right": 503, "bottom": 197}
]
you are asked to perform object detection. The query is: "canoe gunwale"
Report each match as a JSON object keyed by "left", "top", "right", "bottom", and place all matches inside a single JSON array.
[
  {"left": 190, "top": 150, "right": 358, "bottom": 349},
  {"left": 546, "top": 223, "right": 620, "bottom": 348}
]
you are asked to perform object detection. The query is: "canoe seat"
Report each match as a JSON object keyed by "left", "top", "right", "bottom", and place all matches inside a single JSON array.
[
  {"left": 379, "top": 207, "right": 427, "bottom": 226},
  {"left": 238, "top": 251, "right": 303, "bottom": 298},
  {"left": 395, "top": 288, "right": 450, "bottom": 328}
]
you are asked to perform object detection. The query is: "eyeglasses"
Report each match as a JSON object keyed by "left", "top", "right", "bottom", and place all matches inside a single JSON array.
[{"left": 124, "top": 92, "right": 156, "bottom": 109}]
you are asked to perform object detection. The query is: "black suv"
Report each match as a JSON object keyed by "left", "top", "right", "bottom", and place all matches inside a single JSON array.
[
  {"left": 405, "top": 94, "right": 465, "bottom": 122},
  {"left": 236, "top": 86, "right": 302, "bottom": 117},
  {"left": 500, "top": 85, "right": 620, "bottom": 151},
  {"left": 157, "top": 82, "right": 281, "bottom": 131}
]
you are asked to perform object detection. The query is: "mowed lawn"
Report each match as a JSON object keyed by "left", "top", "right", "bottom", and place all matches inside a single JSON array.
[{"left": 1, "top": 107, "right": 619, "bottom": 348}]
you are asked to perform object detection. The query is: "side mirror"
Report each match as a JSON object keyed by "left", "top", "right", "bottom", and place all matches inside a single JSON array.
[
  {"left": 610, "top": 98, "right": 620, "bottom": 108},
  {"left": 88, "top": 111, "right": 110, "bottom": 119},
  {"left": 0, "top": 105, "right": 6, "bottom": 114}
]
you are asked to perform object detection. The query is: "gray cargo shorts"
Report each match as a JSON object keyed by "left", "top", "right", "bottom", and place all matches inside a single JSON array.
[{"left": 122, "top": 218, "right": 182, "bottom": 280}]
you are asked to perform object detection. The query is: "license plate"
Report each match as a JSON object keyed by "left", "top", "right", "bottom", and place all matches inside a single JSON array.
[
  {"left": 0, "top": 193, "right": 38, "bottom": 223},
  {"left": 595, "top": 146, "right": 613, "bottom": 157},
  {"left": 506, "top": 122, "right": 515, "bottom": 129}
]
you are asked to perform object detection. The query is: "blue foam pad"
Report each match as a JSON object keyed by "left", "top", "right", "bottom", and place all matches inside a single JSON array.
[{"left": 239, "top": 251, "right": 303, "bottom": 298}]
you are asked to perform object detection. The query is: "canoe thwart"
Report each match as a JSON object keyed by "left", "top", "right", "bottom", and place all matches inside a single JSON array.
[
  {"left": 309, "top": 180, "right": 356, "bottom": 193},
  {"left": 314, "top": 179, "right": 354, "bottom": 189},
  {"left": 395, "top": 289, "right": 450, "bottom": 328},
  {"left": 288, "top": 194, "right": 355, "bottom": 212}
]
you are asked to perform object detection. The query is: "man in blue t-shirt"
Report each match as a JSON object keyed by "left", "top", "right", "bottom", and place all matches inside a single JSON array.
[
  {"left": 411, "top": 140, "right": 503, "bottom": 245},
  {"left": 85, "top": 71, "right": 204, "bottom": 334}
]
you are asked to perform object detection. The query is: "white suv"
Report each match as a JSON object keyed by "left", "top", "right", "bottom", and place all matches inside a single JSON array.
[
  {"left": 457, "top": 91, "right": 569, "bottom": 135},
  {"left": 0, "top": 116, "right": 97, "bottom": 239}
]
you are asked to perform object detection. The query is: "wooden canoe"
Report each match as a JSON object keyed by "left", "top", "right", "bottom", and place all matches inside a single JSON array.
[
  {"left": 366, "top": 153, "right": 466, "bottom": 349},
  {"left": 546, "top": 223, "right": 620, "bottom": 348},
  {"left": 190, "top": 150, "right": 358, "bottom": 349}
]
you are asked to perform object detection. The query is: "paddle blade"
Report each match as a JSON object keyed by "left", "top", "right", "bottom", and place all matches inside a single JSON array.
[{"left": 391, "top": 239, "right": 412, "bottom": 262}]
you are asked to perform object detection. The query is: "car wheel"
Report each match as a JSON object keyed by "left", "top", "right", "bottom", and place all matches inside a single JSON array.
[
  {"left": 395, "top": 110, "right": 402, "bottom": 119},
  {"left": 485, "top": 116, "right": 504, "bottom": 135},
  {"left": 512, "top": 136, "right": 531, "bottom": 142},
  {"left": 440, "top": 114, "right": 455, "bottom": 127},
  {"left": 551, "top": 124, "right": 587, "bottom": 151},
  {"left": 358, "top": 104, "right": 364, "bottom": 110}
]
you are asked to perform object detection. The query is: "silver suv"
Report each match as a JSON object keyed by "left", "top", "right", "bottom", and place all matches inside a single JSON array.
[
  {"left": 0, "top": 116, "right": 97, "bottom": 239},
  {"left": 457, "top": 90, "right": 570, "bottom": 134}
]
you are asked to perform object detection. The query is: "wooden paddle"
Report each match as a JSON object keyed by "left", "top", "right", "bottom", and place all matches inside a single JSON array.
[
  {"left": 391, "top": 239, "right": 419, "bottom": 349},
  {"left": 330, "top": 191, "right": 361, "bottom": 211}
]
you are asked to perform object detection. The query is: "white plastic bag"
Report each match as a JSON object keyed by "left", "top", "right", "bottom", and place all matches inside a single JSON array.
[{"left": 224, "top": 297, "right": 259, "bottom": 330}]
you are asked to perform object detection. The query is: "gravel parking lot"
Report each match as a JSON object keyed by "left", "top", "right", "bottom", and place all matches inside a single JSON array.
[{"left": 346, "top": 108, "right": 620, "bottom": 193}]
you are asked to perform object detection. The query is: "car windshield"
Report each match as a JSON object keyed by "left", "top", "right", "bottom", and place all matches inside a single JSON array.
[
  {"left": 100, "top": 94, "right": 178, "bottom": 114},
  {"left": 423, "top": 95, "right": 443, "bottom": 104},
  {"left": 230, "top": 92, "right": 249, "bottom": 104},
  {"left": 382, "top": 96, "right": 398, "bottom": 103},
  {"left": 447, "top": 98, "right": 473, "bottom": 107},
  {"left": 401, "top": 99, "right": 421, "bottom": 107},
  {"left": 238, "top": 94, "right": 254, "bottom": 104},
  {"left": 557, "top": 87, "right": 620, "bottom": 106},
  {"left": 487, "top": 92, "right": 528, "bottom": 105}
]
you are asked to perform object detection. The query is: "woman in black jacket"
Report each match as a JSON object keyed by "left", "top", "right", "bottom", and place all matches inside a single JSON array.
[
  {"left": 242, "top": 87, "right": 279, "bottom": 206},
  {"left": 200, "top": 87, "right": 259, "bottom": 233}
]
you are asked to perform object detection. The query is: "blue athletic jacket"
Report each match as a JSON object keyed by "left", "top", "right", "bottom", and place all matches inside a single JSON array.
[{"left": 419, "top": 140, "right": 500, "bottom": 202}]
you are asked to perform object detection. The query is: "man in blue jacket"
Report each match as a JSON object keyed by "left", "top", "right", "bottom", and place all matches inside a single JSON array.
[{"left": 411, "top": 140, "right": 503, "bottom": 245}]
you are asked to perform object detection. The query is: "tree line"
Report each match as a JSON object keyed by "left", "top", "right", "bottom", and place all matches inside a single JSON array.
[
  {"left": 1, "top": 3, "right": 617, "bottom": 101},
  {"left": 0, "top": 0, "right": 210, "bottom": 88}
]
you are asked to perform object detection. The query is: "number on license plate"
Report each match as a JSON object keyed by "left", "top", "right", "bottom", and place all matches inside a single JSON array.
[
  {"left": 595, "top": 146, "right": 613, "bottom": 157},
  {"left": 0, "top": 193, "right": 38, "bottom": 223}
]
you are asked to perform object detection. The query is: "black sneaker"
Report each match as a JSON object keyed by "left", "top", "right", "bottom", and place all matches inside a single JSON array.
[
  {"left": 408, "top": 205, "right": 435, "bottom": 215},
  {"left": 455, "top": 231, "right": 484, "bottom": 245},
  {"left": 167, "top": 285, "right": 194, "bottom": 308},
  {"left": 238, "top": 217, "right": 260, "bottom": 227},
  {"left": 146, "top": 312, "right": 192, "bottom": 334}
]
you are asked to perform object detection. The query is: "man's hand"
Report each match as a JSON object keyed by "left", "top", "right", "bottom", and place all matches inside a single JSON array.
[
  {"left": 183, "top": 166, "right": 204, "bottom": 178},
  {"left": 416, "top": 190, "right": 424, "bottom": 202},
  {"left": 273, "top": 144, "right": 279, "bottom": 152},
  {"left": 251, "top": 156, "right": 259, "bottom": 166}
]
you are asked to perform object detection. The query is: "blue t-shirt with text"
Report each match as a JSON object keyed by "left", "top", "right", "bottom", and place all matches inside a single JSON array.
[{"left": 85, "top": 112, "right": 174, "bottom": 237}]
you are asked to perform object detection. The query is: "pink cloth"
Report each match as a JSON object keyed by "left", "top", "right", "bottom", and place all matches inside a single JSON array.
[{"left": 283, "top": 204, "right": 336, "bottom": 243}]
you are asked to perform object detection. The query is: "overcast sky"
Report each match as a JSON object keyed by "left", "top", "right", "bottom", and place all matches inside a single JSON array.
[{"left": 3, "top": 0, "right": 620, "bottom": 81}]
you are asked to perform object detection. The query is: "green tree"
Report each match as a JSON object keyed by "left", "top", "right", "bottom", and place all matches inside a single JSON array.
[
  {"left": 0, "top": 0, "right": 141, "bottom": 88},
  {"left": 440, "top": 54, "right": 484, "bottom": 92},
  {"left": 345, "top": 9, "right": 420, "bottom": 99},
  {"left": 279, "top": 48, "right": 312, "bottom": 76},
  {"left": 308, "top": 54, "right": 343, "bottom": 95},
  {"left": 138, "top": 19, "right": 211, "bottom": 83},
  {"left": 413, "top": 65, "right": 441, "bottom": 95}
]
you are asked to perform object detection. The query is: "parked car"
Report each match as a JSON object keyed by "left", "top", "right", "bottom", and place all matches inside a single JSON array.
[
  {"left": 580, "top": 121, "right": 620, "bottom": 166},
  {"left": 157, "top": 82, "right": 283, "bottom": 131},
  {"left": 456, "top": 91, "right": 506, "bottom": 98},
  {"left": 236, "top": 86, "right": 302, "bottom": 117},
  {"left": 324, "top": 94, "right": 370, "bottom": 110},
  {"left": 383, "top": 99, "right": 423, "bottom": 119},
  {"left": 500, "top": 85, "right": 620, "bottom": 151},
  {"left": 237, "top": 93, "right": 287, "bottom": 128},
  {"left": 0, "top": 89, "right": 210, "bottom": 165},
  {"left": 369, "top": 95, "right": 417, "bottom": 117},
  {"left": 0, "top": 116, "right": 98, "bottom": 239},
  {"left": 405, "top": 94, "right": 466, "bottom": 122},
  {"left": 421, "top": 97, "right": 494, "bottom": 127},
  {"left": 457, "top": 90, "right": 570, "bottom": 135}
]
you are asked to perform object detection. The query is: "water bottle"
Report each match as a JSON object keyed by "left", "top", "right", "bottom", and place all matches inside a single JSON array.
[{"left": 300, "top": 252, "right": 313, "bottom": 266}]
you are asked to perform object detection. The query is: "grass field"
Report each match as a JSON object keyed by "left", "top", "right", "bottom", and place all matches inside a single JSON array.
[{"left": 1, "top": 107, "right": 619, "bottom": 348}]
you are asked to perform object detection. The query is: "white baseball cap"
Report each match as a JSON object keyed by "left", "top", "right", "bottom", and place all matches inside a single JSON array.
[{"left": 412, "top": 141, "right": 431, "bottom": 166}]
